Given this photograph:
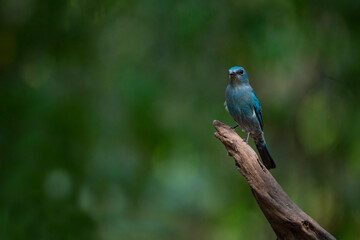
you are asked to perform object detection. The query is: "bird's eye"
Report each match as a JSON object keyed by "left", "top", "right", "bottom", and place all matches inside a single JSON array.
[{"left": 238, "top": 70, "right": 244, "bottom": 75}]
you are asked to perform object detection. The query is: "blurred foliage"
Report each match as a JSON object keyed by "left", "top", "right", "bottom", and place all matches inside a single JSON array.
[{"left": 1, "top": 0, "right": 360, "bottom": 239}]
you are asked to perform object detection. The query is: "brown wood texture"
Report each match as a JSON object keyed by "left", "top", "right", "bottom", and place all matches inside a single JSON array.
[{"left": 213, "top": 120, "right": 336, "bottom": 240}]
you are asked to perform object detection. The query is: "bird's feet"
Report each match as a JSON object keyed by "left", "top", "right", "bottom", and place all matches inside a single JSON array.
[{"left": 243, "top": 132, "right": 250, "bottom": 143}]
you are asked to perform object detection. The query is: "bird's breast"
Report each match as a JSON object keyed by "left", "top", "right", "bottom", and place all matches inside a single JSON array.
[{"left": 226, "top": 85, "right": 259, "bottom": 132}]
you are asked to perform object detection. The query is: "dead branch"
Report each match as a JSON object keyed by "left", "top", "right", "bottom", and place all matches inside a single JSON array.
[{"left": 213, "top": 120, "right": 335, "bottom": 240}]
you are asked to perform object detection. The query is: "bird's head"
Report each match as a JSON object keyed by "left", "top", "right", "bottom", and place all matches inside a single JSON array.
[{"left": 228, "top": 66, "right": 249, "bottom": 86}]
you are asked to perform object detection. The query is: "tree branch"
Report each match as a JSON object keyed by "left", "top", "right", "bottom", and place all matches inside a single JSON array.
[{"left": 213, "top": 120, "right": 335, "bottom": 240}]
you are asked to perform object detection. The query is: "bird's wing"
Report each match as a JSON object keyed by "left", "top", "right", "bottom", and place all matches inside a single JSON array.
[{"left": 252, "top": 92, "right": 263, "bottom": 130}]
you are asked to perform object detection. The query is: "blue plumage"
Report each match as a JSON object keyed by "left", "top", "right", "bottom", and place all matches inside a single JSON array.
[
  {"left": 252, "top": 92, "right": 263, "bottom": 130},
  {"left": 225, "top": 66, "right": 276, "bottom": 169}
]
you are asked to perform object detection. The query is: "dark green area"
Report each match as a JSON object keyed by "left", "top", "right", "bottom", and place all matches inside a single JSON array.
[{"left": 1, "top": 0, "right": 359, "bottom": 239}]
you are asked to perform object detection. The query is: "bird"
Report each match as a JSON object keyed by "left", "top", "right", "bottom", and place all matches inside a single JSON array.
[{"left": 225, "top": 66, "right": 276, "bottom": 169}]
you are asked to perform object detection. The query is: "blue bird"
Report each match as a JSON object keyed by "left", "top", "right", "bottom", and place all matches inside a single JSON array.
[{"left": 225, "top": 66, "right": 276, "bottom": 169}]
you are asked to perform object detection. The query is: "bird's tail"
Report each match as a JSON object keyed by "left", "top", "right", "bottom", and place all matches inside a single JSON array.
[{"left": 255, "top": 138, "right": 276, "bottom": 170}]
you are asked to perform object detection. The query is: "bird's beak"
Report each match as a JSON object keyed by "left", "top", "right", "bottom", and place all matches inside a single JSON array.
[{"left": 229, "top": 71, "right": 236, "bottom": 76}]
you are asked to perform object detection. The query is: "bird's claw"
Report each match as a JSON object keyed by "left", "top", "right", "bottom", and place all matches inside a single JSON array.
[{"left": 243, "top": 132, "right": 250, "bottom": 143}]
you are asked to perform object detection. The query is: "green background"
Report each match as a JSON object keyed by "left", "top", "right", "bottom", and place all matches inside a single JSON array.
[{"left": 1, "top": 0, "right": 359, "bottom": 239}]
